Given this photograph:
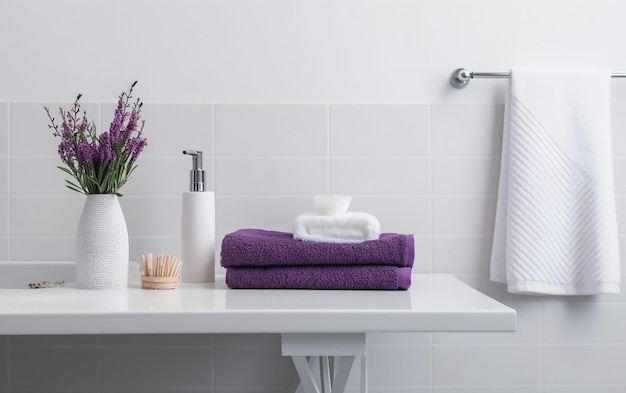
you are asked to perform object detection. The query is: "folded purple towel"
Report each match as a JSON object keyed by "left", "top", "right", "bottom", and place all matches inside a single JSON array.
[
  {"left": 220, "top": 228, "right": 415, "bottom": 268},
  {"left": 225, "top": 265, "right": 412, "bottom": 290}
]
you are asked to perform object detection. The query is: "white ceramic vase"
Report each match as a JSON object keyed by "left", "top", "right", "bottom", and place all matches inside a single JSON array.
[{"left": 75, "top": 194, "right": 129, "bottom": 289}]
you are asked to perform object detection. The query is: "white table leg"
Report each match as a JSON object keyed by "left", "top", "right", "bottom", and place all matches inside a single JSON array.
[
  {"left": 321, "top": 355, "right": 332, "bottom": 392},
  {"left": 294, "top": 357, "right": 320, "bottom": 393},
  {"left": 292, "top": 356, "right": 322, "bottom": 393},
  {"left": 282, "top": 333, "right": 367, "bottom": 393},
  {"left": 327, "top": 355, "right": 355, "bottom": 393}
]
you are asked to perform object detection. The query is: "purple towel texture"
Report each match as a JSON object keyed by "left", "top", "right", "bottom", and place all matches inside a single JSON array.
[
  {"left": 225, "top": 265, "right": 412, "bottom": 290},
  {"left": 220, "top": 228, "right": 415, "bottom": 268}
]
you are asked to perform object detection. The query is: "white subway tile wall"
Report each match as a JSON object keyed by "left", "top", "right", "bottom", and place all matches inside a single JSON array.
[{"left": 1, "top": 102, "right": 626, "bottom": 392}]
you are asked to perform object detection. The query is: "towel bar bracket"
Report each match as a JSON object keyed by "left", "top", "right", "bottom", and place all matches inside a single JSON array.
[
  {"left": 450, "top": 68, "right": 472, "bottom": 89},
  {"left": 450, "top": 68, "right": 512, "bottom": 89}
]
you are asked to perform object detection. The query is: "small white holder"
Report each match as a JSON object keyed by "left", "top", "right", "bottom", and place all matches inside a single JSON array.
[
  {"left": 313, "top": 195, "right": 352, "bottom": 216},
  {"left": 281, "top": 333, "right": 367, "bottom": 393}
]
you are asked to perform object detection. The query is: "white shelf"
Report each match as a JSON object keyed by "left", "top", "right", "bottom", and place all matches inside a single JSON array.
[{"left": 0, "top": 273, "right": 515, "bottom": 335}]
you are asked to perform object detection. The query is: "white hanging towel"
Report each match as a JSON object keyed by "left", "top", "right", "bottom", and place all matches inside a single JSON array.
[{"left": 490, "top": 67, "right": 621, "bottom": 295}]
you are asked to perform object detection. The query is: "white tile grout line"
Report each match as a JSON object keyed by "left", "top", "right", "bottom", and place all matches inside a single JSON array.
[
  {"left": 211, "top": 103, "right": 216, "bottom": 192},
  {"left": 427, "top": 103, "right": 434, "bottom": 393},
  {"left": 7, "top": 103, "right": 11, "bottom": 260},
  {"left": 210, "top": 333, "right": 216, "bottom": 392},
  {"left": 6, "top": 335, "right": 11, "bottom": 391},
  {"left": 97, "top": 334, "right": 102, "bottom": 392},
  {"left": 326, "top": 104, "right": 331, "bottom": 194},
  {"left": 428, "top": 104, "right": 433, "bottom": 273}
]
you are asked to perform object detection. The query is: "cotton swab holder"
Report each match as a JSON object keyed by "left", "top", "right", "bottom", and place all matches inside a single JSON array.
[{"left": 141, "top": 253, "right": 182, "bottom": 290}]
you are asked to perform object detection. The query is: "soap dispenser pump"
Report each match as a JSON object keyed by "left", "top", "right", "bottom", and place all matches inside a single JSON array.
[{"left": 181, "top": 150, "right": 215, "bottom": 283}]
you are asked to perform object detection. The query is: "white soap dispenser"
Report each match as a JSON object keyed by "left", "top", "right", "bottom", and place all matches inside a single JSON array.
[{"left": 181, "top": 150, "right": 215, "bottom": 283}]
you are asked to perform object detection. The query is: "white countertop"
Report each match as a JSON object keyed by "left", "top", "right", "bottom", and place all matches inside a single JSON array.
[{"left": 0, "top": 274, "right": 516, "bottom": 335}]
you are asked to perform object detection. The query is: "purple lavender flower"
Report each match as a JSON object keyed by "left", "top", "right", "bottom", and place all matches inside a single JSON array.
[
  {"left": 76, "top": 140, "right": 96, "bottom": 165},
  {"left": 127, "top": 136, "right": 148, "bottom": 161},
  {"left": 77, "top": 113, "right": 89, "bottom": 133},
  {"left": 58, "top": 138, "right": 75, "bottom": 162},
  {"left": 45, "top": 81, "right": 146, "bottom": 196},
  {"left": 97, "top": 131, "right": 117, "bottom": 164},
  {"left": 124, "top": 110, "right": 140, "bottom": 139},
  {"left": 108, "top": 112, "right": 123, "bottom": 142},
  {"left": 60, "top": 120, "right": 73, "bottom": 137}
]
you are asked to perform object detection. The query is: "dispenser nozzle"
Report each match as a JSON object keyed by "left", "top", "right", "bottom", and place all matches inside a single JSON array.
[{"left": 183, "top": 150, "right": 205, "bottom": 192}]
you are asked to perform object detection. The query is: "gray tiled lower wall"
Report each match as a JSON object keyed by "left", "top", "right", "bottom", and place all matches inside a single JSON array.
[{"left": 1, "top": 334, "right": 297, "bottom": 393}]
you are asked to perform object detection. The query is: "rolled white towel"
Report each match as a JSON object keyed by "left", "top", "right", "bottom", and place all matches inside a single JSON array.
[{"left": 293, "top": 212, "right": 381, "bottom": 243}]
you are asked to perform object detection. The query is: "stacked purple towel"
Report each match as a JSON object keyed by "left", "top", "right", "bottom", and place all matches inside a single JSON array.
[{"left": 220, "top": 228, "right": 415, "bottom": 290}]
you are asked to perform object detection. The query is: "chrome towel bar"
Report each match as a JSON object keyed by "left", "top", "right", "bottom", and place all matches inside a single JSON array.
[{"left": 450, "top": 68, "right": 626, "bottom": 89}]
